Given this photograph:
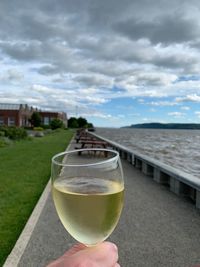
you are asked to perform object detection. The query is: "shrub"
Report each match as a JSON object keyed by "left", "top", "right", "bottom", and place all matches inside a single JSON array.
[
  {"left": 0, "top": 137, "right": 12, "bottom": 147},
  {"left": 50, "top": 119, "right": 64, "bottom": 130},
  {"left": 33, "top": 127, "right": 44, "bottom": 131},
  {"left": 41, "top": 124, "right": 51, "bottom": 130},
  {"left": 44, "top": 129, "right": 53, "bottom": 134},
  {"left": 0, "top": 131, "right": 5, "bottom": 137},
  {"left": 0, "top": 126, "right": 27, "bottom": 140}
]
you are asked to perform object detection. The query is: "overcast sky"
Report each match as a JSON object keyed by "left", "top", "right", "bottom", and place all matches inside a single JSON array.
[{"left": 1, "top": 0, "right": 200, "bottom": 127}]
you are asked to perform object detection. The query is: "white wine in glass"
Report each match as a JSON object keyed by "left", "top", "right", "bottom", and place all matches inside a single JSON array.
[{"left": 51, "top": 148, "right": 124, "bottom": 246}]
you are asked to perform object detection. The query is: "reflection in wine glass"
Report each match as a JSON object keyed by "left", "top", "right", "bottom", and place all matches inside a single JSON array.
[{"left": 51, "top": 148, "right": 124, "bottom": 246}]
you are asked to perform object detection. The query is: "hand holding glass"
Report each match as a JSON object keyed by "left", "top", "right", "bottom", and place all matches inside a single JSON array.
[{"left": 51, "top": 148, "right": 124, "bottom": 246}]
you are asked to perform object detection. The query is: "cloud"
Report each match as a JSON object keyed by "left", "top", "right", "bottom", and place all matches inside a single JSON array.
[
  {"left": 175, "top": 94, "right": 200, "bottom": 102},
  {"left": 113, "top": 14, "right": 199, "bottom": 45},
  {"left": 168, "top": 111, "right": 185, "bottom": 117},
  {"left": 195, "top": 111, "right": 200, "bottom": 118},
  {"left": 0, "top": 69, "right": 23, "bottom": 82},
  {"left": 38, "top": 65, "right": 60, "bottom": 75},
  {"left": 134, "top": 72, "right": 177, "bottom": 86},
  {"left": 149, "top": 101, "right": 179, "bottom": 106},
  {"left": 180, "top": 106, "right": 190, "bottom": 110},
  {"left": 74, "top": 74, "right": 113, "bottom": 88},
  {"left": 1, "top": 0, "right": 200, "bottom": 126},
  {"left": 83, "top": 95, "right": 109, "bottom": 105}
]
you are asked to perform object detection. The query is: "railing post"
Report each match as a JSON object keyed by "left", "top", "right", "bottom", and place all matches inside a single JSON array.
[
  {"left": 153, "top": 169, "right": 161, "bottom": 183},
  {"left": 142, "top": 162, "right": 153, "bottom": 176},
  {"left": 135, "top": 158, "right": 142, "bottom": 169},
  {"left": 170, "top": 177, "right": 190, "bottom": 196},
  {"left": 153, "top": 169, "right": 169, "bottom": 185},
  {"left": 127, "top": 153, "right": 132, "bottom": 163}
]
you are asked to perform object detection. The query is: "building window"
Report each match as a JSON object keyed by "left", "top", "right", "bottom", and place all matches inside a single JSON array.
[
  {"left": 44, "top": 117, "right": 50, "bottom": 125},
  {"left": 0, "top": 116, "right": 4, "bottom": 125},
  {"left": 8, "top": 117, "right": 15, "bottom": 126}
]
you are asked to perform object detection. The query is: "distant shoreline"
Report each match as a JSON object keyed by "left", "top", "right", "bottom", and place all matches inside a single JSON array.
[{"left": 123, "top": 123, "right": 200, "bottom": 130}]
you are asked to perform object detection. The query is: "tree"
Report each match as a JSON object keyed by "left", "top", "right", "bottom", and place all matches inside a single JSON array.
[
  {"left": 30, "top": 112, "right": 41, "bottom": 127},
  {"left": 68, "top": 117, "right": 79, "bottom": 128},
  {"left": 68, "top": 116, "right": 93, "bottom": 129},
  {"left": 87, "top": 122, "right": 94, "bottom": 128},
  {"left": 50, "top": 118, "right": 64, "bottom": 130},
  {"left": 77, "top": 117, "right": 87, "bottom": 128}
]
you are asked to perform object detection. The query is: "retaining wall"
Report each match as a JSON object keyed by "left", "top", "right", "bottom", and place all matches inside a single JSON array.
[{"left": 89, "top": 131, "right": 200, "bottom": 210}]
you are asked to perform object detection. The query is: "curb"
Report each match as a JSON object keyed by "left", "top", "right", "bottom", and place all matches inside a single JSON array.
[{"left": 3, "top": 180, "right": 51, "bottom": 267}]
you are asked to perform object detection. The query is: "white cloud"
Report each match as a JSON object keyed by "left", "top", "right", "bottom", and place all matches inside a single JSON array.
[
  {"left": 83, "top": 95, "right": 108, "bottom": 105},
  {"left": 31, "top": 84, "right": 53, "bottom": 93},
  {"left": 149, "top": 101, "right": 178, "bottom": 106},
  {"left": 180, "top": 106, "right": 190, "bottom": 110},
  {"left": 168, "top": 111, "right": 185, "bottom": 117},
  {"left": 195, "top": 111, "right": 200, "bottom": 118},
  {"left": 138, "top": 98, "right": 145, "bottom": 103},
  {"left": 175, "top": 94, "right": 200, "bottom": 102},
  {"left": 0, "top": 69, "right": 24, "bottom": 82}
]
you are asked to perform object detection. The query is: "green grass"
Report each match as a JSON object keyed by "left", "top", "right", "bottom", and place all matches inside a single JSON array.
[{"left": 0, "top": 129, "right": 74, "bottom": 266}]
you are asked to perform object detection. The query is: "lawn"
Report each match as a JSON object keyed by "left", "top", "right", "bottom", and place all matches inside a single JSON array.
[{"left": 0, "top": 129, "right": 74, "bottom": 266}]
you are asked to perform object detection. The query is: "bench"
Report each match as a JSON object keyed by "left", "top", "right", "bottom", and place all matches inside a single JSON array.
[{"left": 75, "top": 140, "right": 109, "bottom": 155}]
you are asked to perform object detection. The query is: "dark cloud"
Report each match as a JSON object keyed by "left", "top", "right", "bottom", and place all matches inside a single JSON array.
[
  {"left": 74, "top": 74, "right": 111, "bottom": 87},
  {"left": 0, "top": 41, "right": 43, "bottom": 61},
  {"left": 113, "top": 14, "right": 199, "bottom": 45},
  {"left": 37, "top": 65, "right": 60, "bottom": 75}
]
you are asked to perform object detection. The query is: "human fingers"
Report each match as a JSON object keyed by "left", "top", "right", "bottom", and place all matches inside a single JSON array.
[
  {"left": 63, "top": 243, "right": 87, "bottom": 257},
  {"left": 77, "top": 241, "right": 119, "bottom": 266},
  {"left": 46, "top": 243, "right": 86, "bottom": 266},
  {"left": 114, "top": 263, "right": 121, "bottom": 267}
]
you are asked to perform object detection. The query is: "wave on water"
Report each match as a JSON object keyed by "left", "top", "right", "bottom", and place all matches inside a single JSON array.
[{"left": 96, "top": 128, "right": 200, "bottom": 178}]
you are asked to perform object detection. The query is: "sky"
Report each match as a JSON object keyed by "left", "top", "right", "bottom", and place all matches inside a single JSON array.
[{"left": 1, "top": 0, "right": 200, "bottom": 127}]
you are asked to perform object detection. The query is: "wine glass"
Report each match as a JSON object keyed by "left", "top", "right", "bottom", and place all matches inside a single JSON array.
[{"left": 51, "top": 148, "right": 124, "bottom": 246}]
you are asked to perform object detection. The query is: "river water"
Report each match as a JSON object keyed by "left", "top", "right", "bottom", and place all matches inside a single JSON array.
[{"left": 95, "top": 128, "right": 200, "bottom": 178}]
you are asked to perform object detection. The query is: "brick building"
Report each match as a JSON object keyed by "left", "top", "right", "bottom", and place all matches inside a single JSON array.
[
  {"left": 0, "top": 103, "right": 67, "bottom": 127},
  {"left": 39, "top": 111, "right": 68, "bottom": 127}
]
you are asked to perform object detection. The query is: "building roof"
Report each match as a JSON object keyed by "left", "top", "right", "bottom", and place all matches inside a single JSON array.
[{"left": 0, "top": 103, "right": 21, "bottom": 110}]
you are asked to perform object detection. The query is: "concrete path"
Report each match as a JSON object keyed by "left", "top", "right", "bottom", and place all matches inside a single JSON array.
[{"left": 6, "top": 140, "right": 200, "bottom": 267}]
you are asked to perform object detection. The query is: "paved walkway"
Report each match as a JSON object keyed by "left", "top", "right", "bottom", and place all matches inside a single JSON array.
[{"left": 6, "top": 140, "right": 200, "bottom": 267}]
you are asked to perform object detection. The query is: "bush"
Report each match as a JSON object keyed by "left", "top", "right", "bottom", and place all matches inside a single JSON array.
[
  {"left": 0, "top": 137, "right": 12, "bottom": 147},
  {"left": 33, "top": 127, "right": 44, "bottom": 131},
  {"left": 0, "top": 131, "right": 5, "bottom": 137},
  {"left": 0, "top": 126, "right": 27, "bottom": 140},
  {"left": 50, "top": 119, "right": 64, "bottom": 130},
  {"left": 44, "top": 129, "right": 53, "bottom": 135},
  {"left": 41, "top": 124, "right": 51, "bottom": 130}
]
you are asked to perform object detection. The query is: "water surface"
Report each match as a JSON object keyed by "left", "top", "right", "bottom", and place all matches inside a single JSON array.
[{"left": 96, "top": 128, "right": 200, "bottom": 178}]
